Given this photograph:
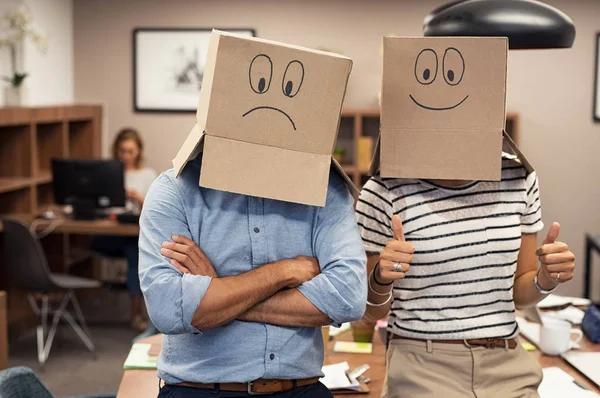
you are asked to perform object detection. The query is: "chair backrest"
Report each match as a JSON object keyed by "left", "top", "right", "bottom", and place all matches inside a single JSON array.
[
  {"left": 1, "top": 219, "right": 56, "bottom": 292},
  {"left": 0, "top": 366, "right": 54, "bottom": 398}
]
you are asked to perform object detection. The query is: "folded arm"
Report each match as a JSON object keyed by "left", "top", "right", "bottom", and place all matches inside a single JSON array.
[
  {"left": 294, "top": 175, "right": 368, "bottom": 325},
  {"left": 139, "top": 174, "right": 317, "bottom": 333},
  {"left": 238, "top": 288, "right": 330, "bottom": 327}
]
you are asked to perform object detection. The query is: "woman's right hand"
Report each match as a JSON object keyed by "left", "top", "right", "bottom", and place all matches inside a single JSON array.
[{"left": 376, "top": 215, "right": 415, "bottom": 284}]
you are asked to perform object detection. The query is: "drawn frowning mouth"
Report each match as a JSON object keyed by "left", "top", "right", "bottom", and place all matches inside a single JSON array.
[
  {"left": 242, "top": 106, "right": 296, "bottom": 130},
  {"left": 409, "top": 94, "right": 469, "bottom": 111}
]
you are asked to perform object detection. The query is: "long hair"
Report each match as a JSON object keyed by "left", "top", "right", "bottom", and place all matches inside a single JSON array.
[{"left": 112, "top": 128, "right": 144, "bottom": 168}]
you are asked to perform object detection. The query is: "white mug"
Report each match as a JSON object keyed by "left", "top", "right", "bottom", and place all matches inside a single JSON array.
[{"left": 538, "top": 318, "right": 583, "bottom": 356}]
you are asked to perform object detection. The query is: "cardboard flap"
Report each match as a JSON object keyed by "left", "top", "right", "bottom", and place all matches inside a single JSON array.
[
  {"left": 172, "top": 123, "right": 205, "bottom": 177},
  {"left": 331, "top": 157, "right": 360, "bottom": 196},
  {"left": 502, "top": 130, "right": 534, "bottom": 174},
  {"left": 380, "top": 128, "right": 503, "bottom": 181},
  {"left": 200, "top": 136, "right": 331, "bottom": 207},
  {"left": 368, "top": 135, "right": 381, "bottom": 176}
]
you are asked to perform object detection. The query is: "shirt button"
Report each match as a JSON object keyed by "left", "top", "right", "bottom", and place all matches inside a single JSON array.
[
  {"left": 269, "top": 353, "right": 275, "bottom": 360},
  {"left": 253, "top": 227, "right": 260, "bottom": 233}
]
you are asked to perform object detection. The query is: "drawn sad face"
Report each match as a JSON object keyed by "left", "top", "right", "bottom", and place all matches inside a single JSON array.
[
  {"left": 410, "top": 47, "right": 468, "bottom": 111},
  {"left": 242, "top": 54, "right": 305, "bottom": 131}
]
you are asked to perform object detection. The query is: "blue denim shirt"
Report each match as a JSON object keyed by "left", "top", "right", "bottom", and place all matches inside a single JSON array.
[{"left": 138, "top": 156, "right": 367, "bottom": 384}]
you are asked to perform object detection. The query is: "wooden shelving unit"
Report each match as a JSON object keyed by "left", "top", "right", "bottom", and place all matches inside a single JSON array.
[
  {"left": 0, "top": 105, "right": 102, "bottom": 335},
  {"left": 336, "top": 109, "right": 520, "bottom": 189}
]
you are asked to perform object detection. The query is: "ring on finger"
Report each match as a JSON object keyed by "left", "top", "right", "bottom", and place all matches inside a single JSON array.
[
  {"left": 555, "top": 272, "right": 561, "bottom": 281},
  {"left": 393, "top": 262, "right": 403, "bottom": 273}
]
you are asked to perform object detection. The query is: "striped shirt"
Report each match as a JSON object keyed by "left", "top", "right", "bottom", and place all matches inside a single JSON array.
[{"left": 355, "top": 156, "right": 543, "bottom": 340}]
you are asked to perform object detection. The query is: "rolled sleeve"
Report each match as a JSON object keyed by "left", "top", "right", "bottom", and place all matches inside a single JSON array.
[
  {"left": 297, "top": 173, "right": 367, "bottom": 325},
  {"left": 139, "top": 173, "right": 211, "bottom": 334}
]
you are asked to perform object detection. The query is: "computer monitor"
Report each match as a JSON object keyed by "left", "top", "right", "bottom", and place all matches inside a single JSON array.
[{"left": 51, "top": 158, "right": 126, "bottom": 220}]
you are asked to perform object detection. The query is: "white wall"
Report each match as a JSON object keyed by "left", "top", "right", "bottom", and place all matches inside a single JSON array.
[
  {"left": 73, "top": 0, "right": 600, "bottom": 298},
  {"left": 0, "top": 0, "right": 73, "bottom": 106},
  {"left": 0, "top": 0, "right": 21, "bottom": 105}
]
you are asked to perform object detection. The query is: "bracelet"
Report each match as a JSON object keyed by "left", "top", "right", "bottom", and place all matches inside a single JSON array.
[
  {"left": 367, "top": 292, "right": 393, "bottom": 307},
  {"left": 369, "top": 271, "right": 393, "bottom": 296},
  {"left": 373, "top": 263, "right": 393, "bottom": 286},
  {"left": 533, "top": 269, "right": 558, "bottom": 295}
]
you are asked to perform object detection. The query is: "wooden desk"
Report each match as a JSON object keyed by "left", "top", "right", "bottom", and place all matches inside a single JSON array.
[
  {"left": 523, "top": 334, "right": 600, "bottom": 392},
  {"left": 26, "top": 218, "right": 139, "bottom": 236},
  {"left": 116, "top": 332, "right": 598, "bottom": 398}
]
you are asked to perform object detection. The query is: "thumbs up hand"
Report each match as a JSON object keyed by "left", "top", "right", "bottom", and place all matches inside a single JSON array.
[
  {"left": 536, "top": 222, "right": 575, "bottom": 287},
  {"left": 375, "top": 215, "right": 415, "bottom": 285}
]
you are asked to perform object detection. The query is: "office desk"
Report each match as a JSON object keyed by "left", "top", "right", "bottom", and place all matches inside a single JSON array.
[
  {"left": 0, "top": 216, "right": 139, "bottom": 236},
  {"left": 116, "top": 332, "right": 385, "bottom": 398},
  {"left": 29, "top": 218, "right": 139, "bottom": 236},
  {"left": 116, "top": 331, "right": 599, "bottom": 398}
]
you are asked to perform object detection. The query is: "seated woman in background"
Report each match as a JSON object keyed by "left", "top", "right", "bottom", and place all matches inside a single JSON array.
[{"left": 93, "top": 128, "right": 157, "bottom": 332}]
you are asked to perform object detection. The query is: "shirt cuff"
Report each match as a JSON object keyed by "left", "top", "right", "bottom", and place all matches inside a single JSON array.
[
  {"left": 297, "top": 276, "right": 353, "bottom": 326},
  {"left": 181, "top": 273, "right": 212, "bottom": 334}
]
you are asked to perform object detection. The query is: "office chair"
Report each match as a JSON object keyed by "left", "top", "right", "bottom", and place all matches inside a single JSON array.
[{"left": 1, "top": 219, "right": 100, "bottom": 368}]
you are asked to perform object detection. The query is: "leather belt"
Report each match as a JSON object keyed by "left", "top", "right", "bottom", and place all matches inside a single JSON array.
[
  {"left": 170, "top": 377, "right": 320, "bottom": 395},
  {"left": 391, "top": 334, "right": 518, "bottom": 349}
]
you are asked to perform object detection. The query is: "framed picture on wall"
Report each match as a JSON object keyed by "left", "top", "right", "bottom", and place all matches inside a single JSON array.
[{"left": 133, "top": 28, "right": 255, "bottom": 113}]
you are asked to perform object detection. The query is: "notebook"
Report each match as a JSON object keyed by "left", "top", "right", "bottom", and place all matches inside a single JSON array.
[
  {"left": 561, "top": 352, "right": 600, "bottom": 388},
  {"left": 538, "top": 367, "right": 598, "bottom": 397},
  {"left": 123, "top": 343, "right": 159, "bottom": 370}
]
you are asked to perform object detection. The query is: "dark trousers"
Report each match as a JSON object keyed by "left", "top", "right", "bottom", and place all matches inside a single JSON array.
[
  {"left": 157, "top": 383, "right": 333, "bottom": 398},
  {"left": 91, "top": 235, "right": 141, "bottom": 296}
]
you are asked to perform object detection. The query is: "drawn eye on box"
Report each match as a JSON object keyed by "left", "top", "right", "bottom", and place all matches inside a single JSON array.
[
  {"left": 244, "top": 54, "right": 305, "bottom": 131},
  {"left": 411, "top": 47, "right": 468, "bottom": 111}
]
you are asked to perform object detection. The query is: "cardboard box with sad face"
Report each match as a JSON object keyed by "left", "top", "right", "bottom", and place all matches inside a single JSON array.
[
  {"left": 372, "top": 36, "right": 531, "bottom": 181},
  {"left": 173, "top": 30, "right": 356, "bottom": 207}
]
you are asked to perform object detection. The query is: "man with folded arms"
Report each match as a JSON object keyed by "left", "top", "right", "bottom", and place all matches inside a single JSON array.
[{"left": 139, "top": 30, "right": 366, "bottom": 398}]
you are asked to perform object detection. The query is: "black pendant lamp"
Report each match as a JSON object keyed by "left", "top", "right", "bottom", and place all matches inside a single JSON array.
[{"left": 423, "top": 0, "right": 576, "bottom": 49}]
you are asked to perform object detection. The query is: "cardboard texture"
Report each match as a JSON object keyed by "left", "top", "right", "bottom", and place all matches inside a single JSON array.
[
  {"left": 173, "top": 30, "right": 357, "bottom": 206},
  {"left": 375, "top": 36, "right": 533, "bottom": 180}
]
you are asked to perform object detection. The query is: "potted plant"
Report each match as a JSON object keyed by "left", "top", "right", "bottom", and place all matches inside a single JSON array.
[
  {"left": 0, "top": 4, "right": 47, "bottom": 107},
  {"left": 333, "top": 146, "right": 345, "bottom": 164}
]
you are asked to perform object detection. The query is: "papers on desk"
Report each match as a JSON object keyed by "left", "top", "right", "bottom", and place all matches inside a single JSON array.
[
  {"left": 333, "top": 341, "right": 373, "bottom": 354},
  {"left": 320, "top": 362, "right": 361, "bottom": 391},
  {"left": 562, "top": 352, "right": 600, "bottom": 389},
  {"left": 538, "top": 294, "right": 591, "bottom": 309},
  {"left": 551, "top": 306, "right": 586, "bottom": 325},
  {"left": 329, "top": 322, "right": 352, "bottom": 337},
  {"left": 539, "top": 367, "right": 599, "bottom": 397},
  {"left": 123, "top": 343, "right": 158, "bottom": 370}
]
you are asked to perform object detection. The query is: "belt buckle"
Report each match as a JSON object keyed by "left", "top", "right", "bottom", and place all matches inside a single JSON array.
[
  {"left": 247, "top": 381, "right": 271, "bottom": 396},
  {"left": 486, "top": 338, "right": 495, "bottom": 349}
]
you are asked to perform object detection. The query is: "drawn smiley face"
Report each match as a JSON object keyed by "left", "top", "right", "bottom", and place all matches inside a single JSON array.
[
  {"left": 409, "top": 47, "right": 468, "bottom": 111},
  {"left": 242, "top": 54, "right": 305, "bottom": 130}
]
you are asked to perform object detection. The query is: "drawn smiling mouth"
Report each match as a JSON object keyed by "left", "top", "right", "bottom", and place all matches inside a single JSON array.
[
  {"left": 242, "top": 106, "right": 296, "bottom": 130},
  {"left": 409, "top": 94, "right": 469, "bottom": 111}
]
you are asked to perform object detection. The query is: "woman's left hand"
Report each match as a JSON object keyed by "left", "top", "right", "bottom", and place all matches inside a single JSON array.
[
  {"left": 160, "top": 235, "right": 218, "bottom": 278},
  {"left": 126, "top": 189, "right": 144, "bottom": 204},
  {"left": 537, "top": 222, "right": 575, "bottom": 287}
]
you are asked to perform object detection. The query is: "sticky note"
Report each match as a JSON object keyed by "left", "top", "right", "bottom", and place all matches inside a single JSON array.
[
  {"left": 522, "top": 342, "right": 537, "bottom": 352},
  {"left": 333, "top": 341, "right": 373, "bottom": 354}
]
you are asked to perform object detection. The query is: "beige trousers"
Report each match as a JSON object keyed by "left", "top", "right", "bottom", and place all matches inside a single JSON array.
[{"left": 382, "top": 338, "right": 543, "bottom": 398}]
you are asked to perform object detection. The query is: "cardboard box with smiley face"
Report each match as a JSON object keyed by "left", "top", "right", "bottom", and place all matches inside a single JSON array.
[
  {"left": 173, "top": 30, "right": 357, "bottom": 206},
  {"left": 371, "top": 36, "right": 532, "bottom": 181}
]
